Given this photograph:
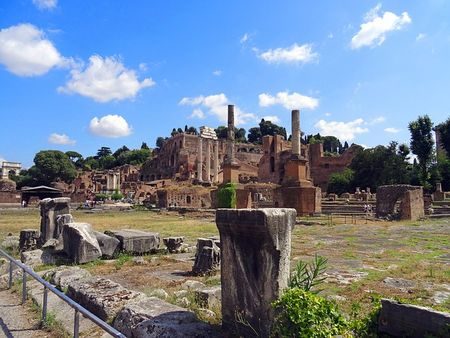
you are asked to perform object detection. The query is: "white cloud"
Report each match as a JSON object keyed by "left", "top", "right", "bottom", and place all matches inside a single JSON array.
[
  {"left": 416, "top": 33, "right": 426, "bottom": 41},
  {"left": 258, "top": 43, "right": 318, "bottom": 64},
  {"left": 367, "top": 116, "right": 385, "bottom": 125},
  {"left": 190, "top": 108, "right": 205, "bottom": 119},
  {"left": 179, "top": 93, "right": 256, "bottom": 125},
  {"left": 32, "top": 0, "right": 57, "bottom": 10},
  {"left": 351, "top": 4, "right": 411, "bottom": 49},
  {"left": 314, "top": 118, "right": 369, "bottom": 141},
  {"left": 262, "top": 115, "right": 280, "bottom": 124},
  {"left": 384, "top": 127, "right": 401, "bottom": 133},
  {"left": 58, "top": 55, "right": 154, "bottom": 102},
  {"left": 0, "top": 156, "right": 6, "bottom": 165},
  {"left": 325, "top": 112, "right": 331, "bottom": 117},
  {"left": 0, "top": 23, "right": 69, "bottom": 76},
  {"left": 48, "top": 133, "right": 76, "bottom": 145},
  {"left": 240, "top": 33, "right": 249, "bottom": 44},
  {"left": 258, "top": 91, "right": 319, "bottom": 110},
  {"left": 212, "top": 70, "right": 222, "bottom": 76},
  {"left": 328, "top": 33, "right": 334, "bottom": 39},
  {"left": 89, "top": 114, "right": 132, "bottom": 138},
  {"left": 138, "top": 62, "right": 148, "bottom": 71}
]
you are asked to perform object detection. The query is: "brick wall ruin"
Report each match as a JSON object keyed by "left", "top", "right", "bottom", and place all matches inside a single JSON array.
[{"left": 376, "top": 185, "right": 424, "bottom": 220}]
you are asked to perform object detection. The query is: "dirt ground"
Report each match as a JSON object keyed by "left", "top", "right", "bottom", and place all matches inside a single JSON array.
[{"left": 1, "top": 208, "right": 449, "bottom": 320}]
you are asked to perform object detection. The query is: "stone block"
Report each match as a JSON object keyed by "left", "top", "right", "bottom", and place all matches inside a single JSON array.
[
  {"left": 67, "top": 277, "right": 144, "bottom": 322},
  {"left": 113, "top": 297, "right": 215, "bottom": 338},
  {"left": 39, "top": 197, "right": 70, "bottom": 243},
  {"left": 106, "top": 229, "right": 160, "bottom": 254},
  {"left": 19, "top": 229, "right": 40, "bottom": 252},
  {"left": 43, "top": 266, "right": 91, "bottom": 290},
  {"left": 192, "top": 238, "right": 220, "bottom": 276},
  {"left": 216, "top": 208, "right": 296, "bottom": 337},
  {"left": 21, "top": 249, "right": 44, "bottom": 267},
  {"left": 63, "top": 223, "right": 101, "bottom": 264},
  {"left": 163, "top": 237, "right": 184, "bottom": 253},
  {"left": 95, "top": 231, "right": 120, "bottom": 258},
  {"left": 194, "top": 286, "right": 221, "bottom": 308},
  {"left": 378, "top": 299, "right": 450, "bottom": 337}
]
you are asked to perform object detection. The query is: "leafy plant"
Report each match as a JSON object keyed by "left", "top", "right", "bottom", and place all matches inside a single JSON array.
[
  {"left": 272, "top": 288, "right": 349, "bottom": 338},
  {"left": 217, "top": 183, "right": 236, "bottom": 208},
  {"left": 289, "top": 255, "right": 328, "bottom": 293}
]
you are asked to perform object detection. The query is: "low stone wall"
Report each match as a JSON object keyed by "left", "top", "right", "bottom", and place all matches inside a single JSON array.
[
  {"left": 378, "top": 299, "right": 450, "bottom": 337},
  {"left": 376, "top": 185, "right": 424, "bottom": 220}
]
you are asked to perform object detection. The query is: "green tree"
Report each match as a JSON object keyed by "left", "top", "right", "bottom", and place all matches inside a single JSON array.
[
  {"left": 187, "top": 126, "right": 198, "bottom": 135},
  {"left": 215, "top": 126, "right": 247, "bottom": 142},
  {"left": 215, "top": 126, "right": 227, "bottom": 139},
  {"left": 350, "top": 142, "right": 410, "bottom": 191},
  {"left": 65, "top": 151, "right": 84, "bottom": 168},
  {"left": 83, "top": 156, "right": 100, "bottom": 170},
  {"left": 96, "top": 147, "right": 112, "bottom": 158},
  {"left": 112, "top": 146, "right": 129, "bottom": 158},
  {"left": 32, "top": 150, "right": 77, "bottom": 185},
  {"left": 141, "top": 142, "right": 150, "bottom": 150},
  {"left": 322, "top": 136, "right": 342, "bottom": 153},
  {"left": 408, "top": 115, "right": 434, "bottom": 184},
  {"left": 98, "top": 155, "right": 116, "bottom": 169},
  {"left": 327, "top": 169, "right": 354, "bottom": 195},
  {"left": 156, "top": 137, "right": 165, "bottom": 148},
  {"left": 116, "top": 149, "right": 151, "bottom": 166},
  {"left": 436, "top": 118, "right": 450, "bottom": 156},
  {"left": 247, "top": 127, "right": 262, "bottom": 143}
]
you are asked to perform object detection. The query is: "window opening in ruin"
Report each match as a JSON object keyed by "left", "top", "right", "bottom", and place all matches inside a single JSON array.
[
  {"left": 270, "top": 157, "right": 275, "bottom": 173},
  {"left": 186, "top": 196, "right": 191, "bottom": 204}
]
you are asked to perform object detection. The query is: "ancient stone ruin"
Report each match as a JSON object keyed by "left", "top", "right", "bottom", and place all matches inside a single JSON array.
[
  {"left": 192, "top": 237, "right": 220, "bottom": 276},
  {"left": 39, "top": 197, "right": 71, "bottom": 244},
  {"left": 216, "top": 208, "right": 296, "bottom": 337},
  {"left": 376, "top": 185, "right": 425, "bottom": 220}
]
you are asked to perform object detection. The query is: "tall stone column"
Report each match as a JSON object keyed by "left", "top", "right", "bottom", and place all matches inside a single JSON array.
[
  {"left": 213, "top": 141, "right": 219, "bottom": 182},
  {"left": 291, "top": 109, "right": 301, "bottom": 159},
  {"left": 226, "top": 105, "right": 235, "bottom": 164},
  {"left": 216, "top": 208, "right": 296, "bottom": 337},
  {"left": 197, "top": 137, "right": 203, "bottom": 182},
  {"left": 205, "top": 139, "right": 211, "bottom": 183}
]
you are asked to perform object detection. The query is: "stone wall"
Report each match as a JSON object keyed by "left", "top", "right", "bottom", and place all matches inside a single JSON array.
[
  {"left": 141, "top": 133, "right": 262, "bottom": 183},
  {"left": 308, "top": 143, "right": 359, "bottom": 191},
  {"left": 376, "top": 185, "right": 424, "bottom": 220},
  {"left": 0, "top": 191, "right": 21, "bottom": 203},
  {"left": 157, "top": 186, "right": 213, "bottom": 208}
]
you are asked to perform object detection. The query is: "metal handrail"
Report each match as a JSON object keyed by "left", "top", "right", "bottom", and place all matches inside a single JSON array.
[{"left": 0, "top": 248, "right": 126, "bottom": 338}]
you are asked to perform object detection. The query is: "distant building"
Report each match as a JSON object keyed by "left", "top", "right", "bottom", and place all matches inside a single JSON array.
[{"left": 1, "top": 161, "right": 21, "bottom": 179}]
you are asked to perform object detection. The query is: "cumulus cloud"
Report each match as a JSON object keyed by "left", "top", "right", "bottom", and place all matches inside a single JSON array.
[
  {"left": 0, "top": 156, "right": 6, "bottom": 165},
  {"left": 48, "top": 133, "right": 76, "bottom": 145},
  {"left": 257, "top": 43, "right": 318, "bottom": 64},
  {"left": 212, "top": 70, "right": 222, "bottom": 76},
  {"left": 314, "top": 118, "right": 369, "bottom": 141},
  {"left": 367, "top": 116, "right": 385, "bottom": 125},
  {"left": 384, "top": 127, "right": 400, "bottom": 133},
  {"left": 32, "top": 0, "right": 57, "bottom": 10},
  {"left": 351, "top": 4, "right": 411, "bottom": 49},
  {"left": 0, "top": 23, "right": 69, "bottom": 76},
  {"left": 258, "top": 91, "right": 319, "bottom": 110},
  {"left": 89, "top": 114, "right": 132, "bottom": 138},
  {"left": 58, "top": 55, "right": 154, "bottom": 102},
  {"left": 189, "top": 108, "right": 205, "bottom": 119},
  {"left": 262, "top": 115, "right": 281, "bottom": 124},
  {"left": 179, "top": 93, "right": 256, "bottom": 125}
]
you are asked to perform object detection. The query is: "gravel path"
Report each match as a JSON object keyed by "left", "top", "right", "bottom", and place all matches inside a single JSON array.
[{"left": 0, "top": 289, "right": 49, "bottom": 338}]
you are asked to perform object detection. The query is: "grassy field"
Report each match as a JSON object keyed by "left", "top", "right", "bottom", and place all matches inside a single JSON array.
[{"left": 1, "top": 207, "right": 449, "bottom": 321}]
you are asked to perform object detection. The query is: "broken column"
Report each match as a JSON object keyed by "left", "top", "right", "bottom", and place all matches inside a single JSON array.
[
  {"left": 205, "top": 139, "right": 211, "bottom": 183},
  {"left": 223, "top": 105, "right": 240, "bottom": 183},
  {"left": 63, "top": 223, "right": 102, "bottom": 264},
  {"left": 197, "top": 137, "right": 203, "bottom": 182},
  {"left": 192, "top": 238, "right": 220, "bottom": 276},
  {"left": 19, "top": 229, "right": 40, "bottom": 252},
  {"left": 39, "top": 197, "right": 71, "bottom": 244},
  {"left": 216, "top": 208, "right": 296, "bottom": 337}
]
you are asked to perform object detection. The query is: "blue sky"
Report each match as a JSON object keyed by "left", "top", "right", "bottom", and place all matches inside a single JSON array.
[{"left": 1, "top": 0, "right": 449, "bottom": 167}]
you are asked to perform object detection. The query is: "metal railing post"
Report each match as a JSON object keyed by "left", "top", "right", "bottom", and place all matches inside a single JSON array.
[
  {"left": 74, "top": 309, "right": 80, "bottom": 338},
  {"left": 8, "top": 262, "right": 13, "bottom": 289},
  {"left": 42, "top": 286, "right": 48, "bottom": 324},
  {"left": 22, "top": 268, "right": 27, "bottom": 304}
]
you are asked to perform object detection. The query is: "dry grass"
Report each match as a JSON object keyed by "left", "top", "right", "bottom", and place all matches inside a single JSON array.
[{"left": 1, "top": 207, "right": 449, "bottom": 319}]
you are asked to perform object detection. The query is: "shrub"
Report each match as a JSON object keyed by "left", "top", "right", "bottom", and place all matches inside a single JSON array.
[
  {"left": 217, "top": 183, "right": 236, "bottom": 208},
  {"left": 111, "top": 190, "right": 123, "bottom": 201},
  {"left": 272, "top": 288, "right": 349, "bottom": 338},
  {"left": 289, "top": 255, "right": 328, "bottom": 293}
]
